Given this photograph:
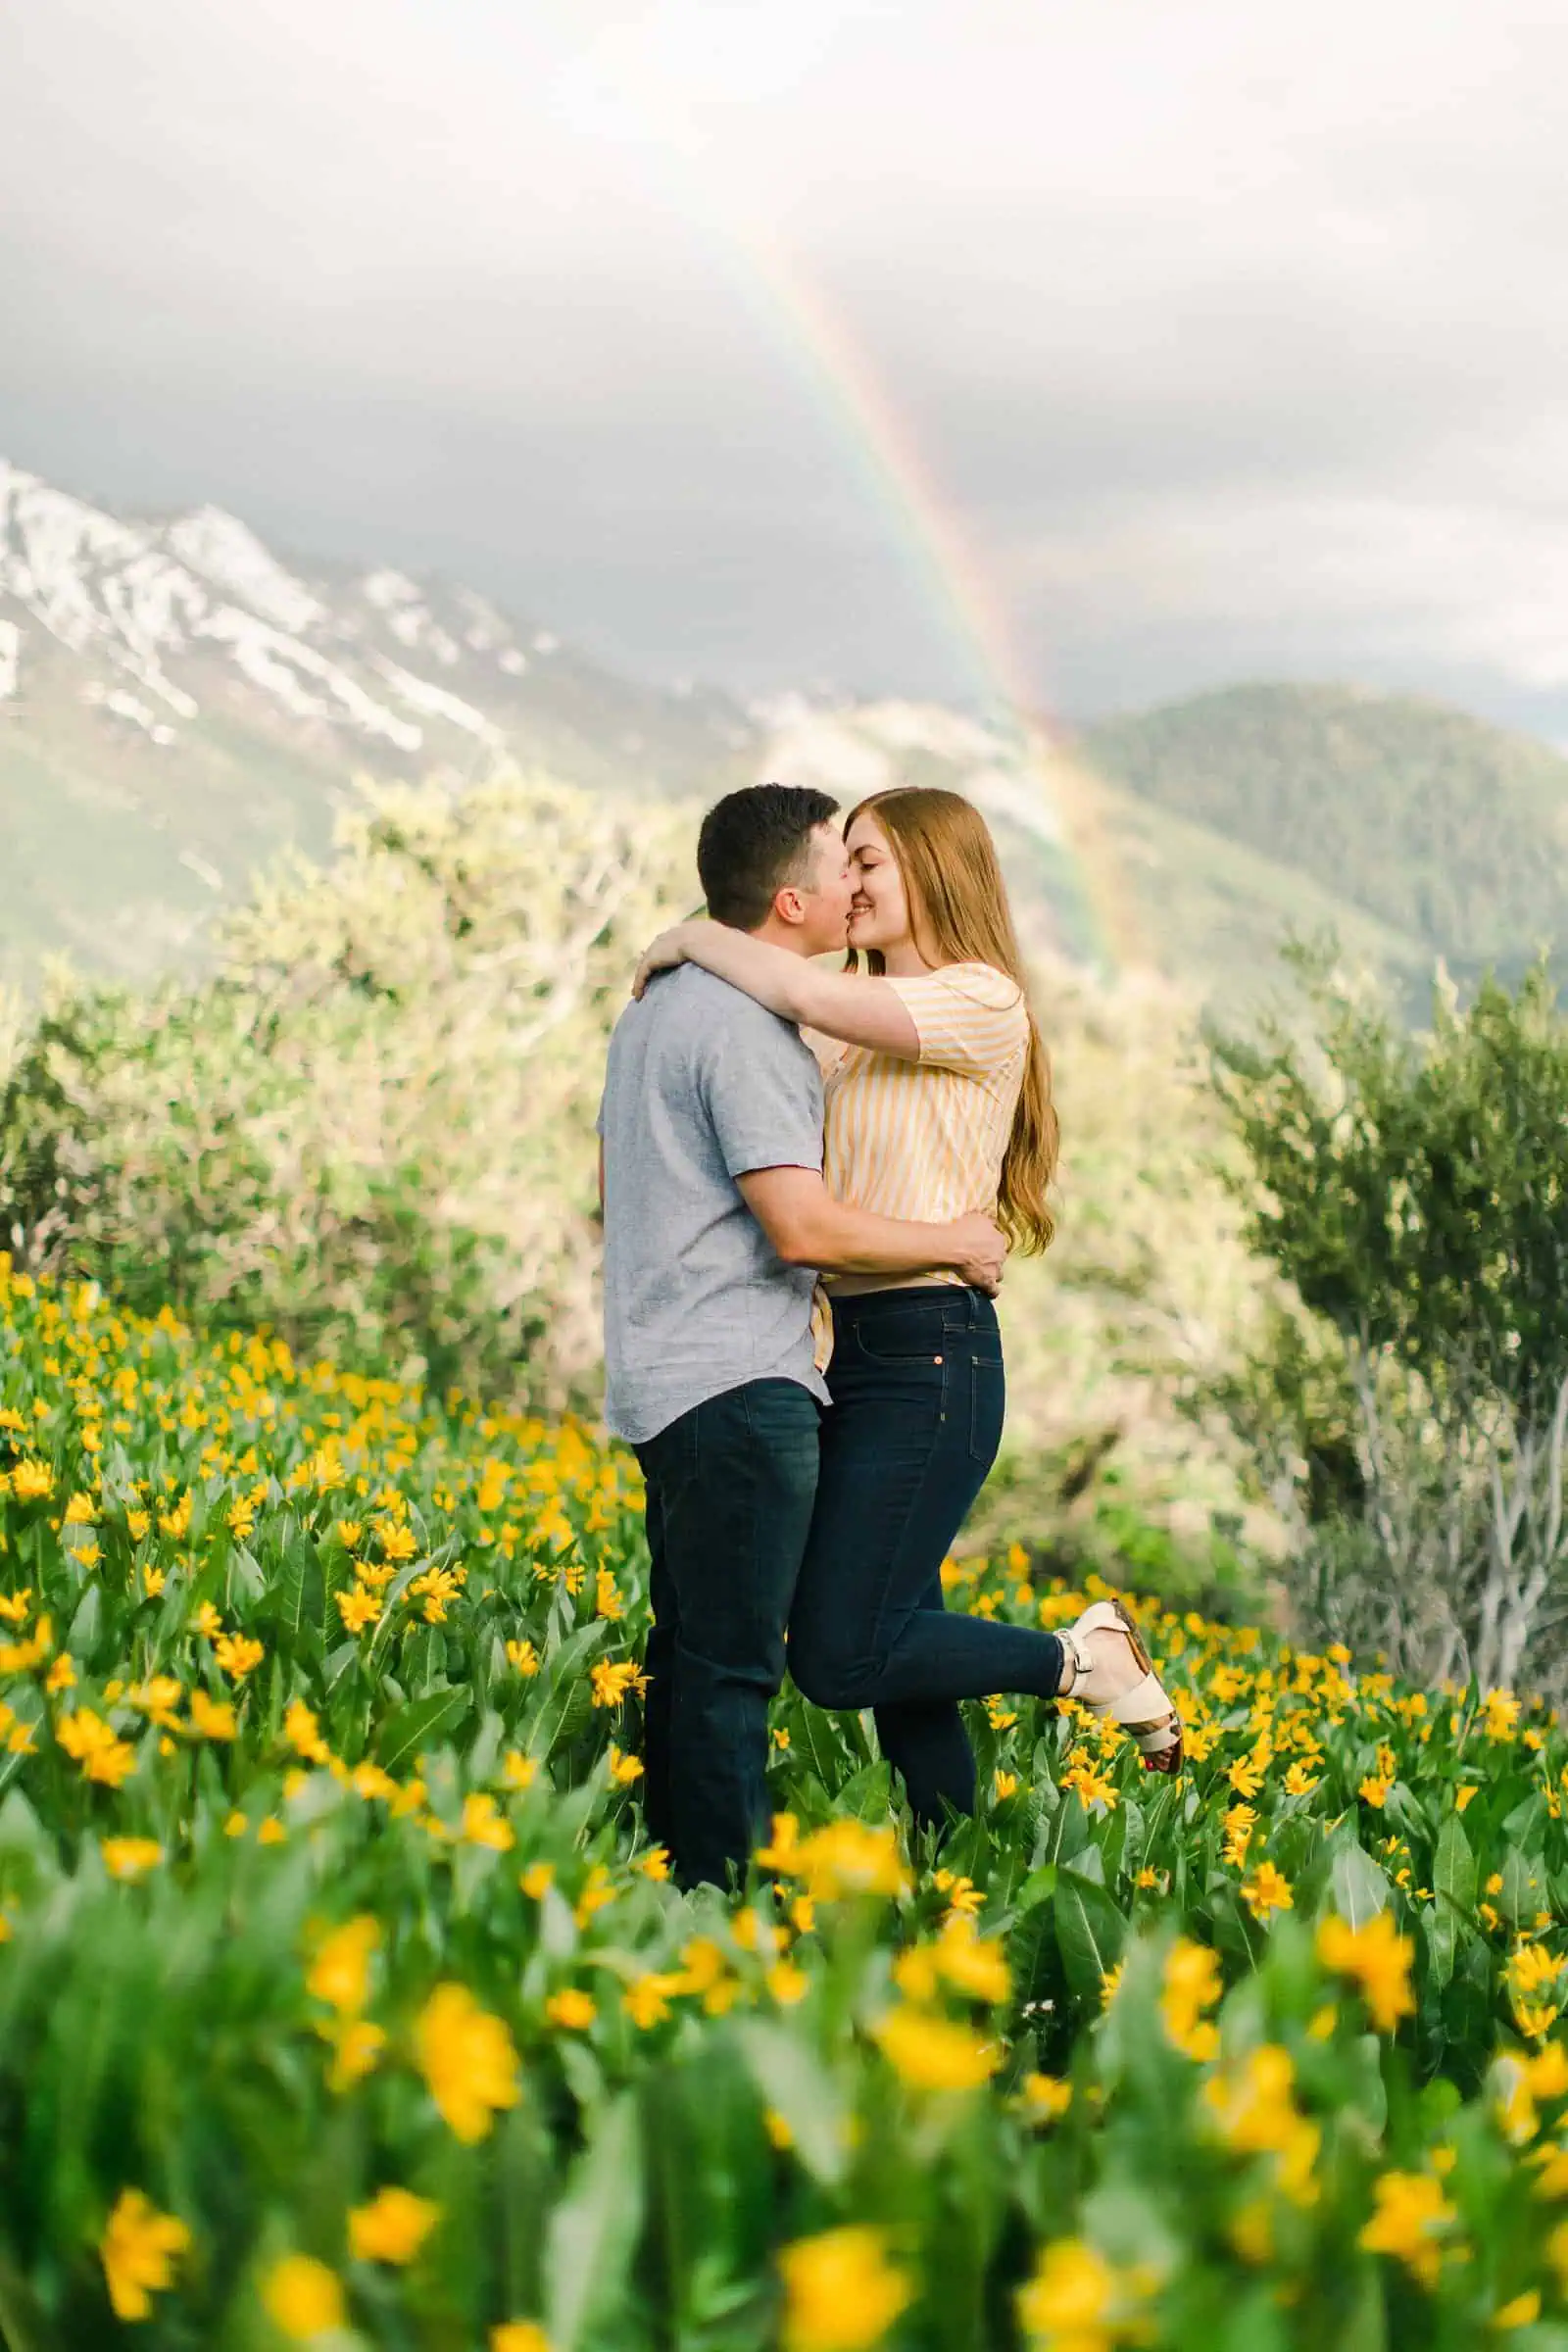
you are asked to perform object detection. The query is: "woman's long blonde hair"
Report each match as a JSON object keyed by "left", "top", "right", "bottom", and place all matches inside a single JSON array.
[{"left": 844, "top": 785, "right": 1059, "bottom": 1253}]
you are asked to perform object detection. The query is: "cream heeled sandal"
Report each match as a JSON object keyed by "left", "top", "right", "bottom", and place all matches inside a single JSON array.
[{"left": 1058, "top": 1597, "right": 1183, "bottom": 1775}]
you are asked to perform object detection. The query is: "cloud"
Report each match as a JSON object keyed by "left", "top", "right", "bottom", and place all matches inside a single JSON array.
[{"left": 4, "top": 0, "right": 1568, "bottom": 722}]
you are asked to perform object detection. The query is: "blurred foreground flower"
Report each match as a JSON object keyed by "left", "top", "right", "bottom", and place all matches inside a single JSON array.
[
  {"left": 416, "top": 1981, "right": 521, "bottom": 2142},
  {"left": 778, "top": 2226, "right": 912, "bottom": 2351},
  {"left": 100, "top": 2187, "right": 191, "bottom": 2322}
]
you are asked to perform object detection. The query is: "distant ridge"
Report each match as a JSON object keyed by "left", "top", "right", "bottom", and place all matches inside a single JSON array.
[
  {"left": 5, "top": 456, "right": 1567, "bottom": 1019},
  {"left": 1080, "top": 682, "right": 1568, "bottom": 995}
]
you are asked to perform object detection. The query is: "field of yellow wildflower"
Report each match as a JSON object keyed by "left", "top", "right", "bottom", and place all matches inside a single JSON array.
[{"left": 3, "top": 1254, "right": 1568, "bottom": 2350}]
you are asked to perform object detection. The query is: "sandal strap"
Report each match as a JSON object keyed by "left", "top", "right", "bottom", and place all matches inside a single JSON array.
[{"left": 1105, "top": 1668, "right": 1172, "bottom": 1729}]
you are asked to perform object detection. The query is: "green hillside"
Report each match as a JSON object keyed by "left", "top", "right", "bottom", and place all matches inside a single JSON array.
[
  {"left": 1081, "top": 682, "right": 1568, "bottom": 994},
  {"left": 1092, "top": 775, "right": 1441, "bottom": 1018}
]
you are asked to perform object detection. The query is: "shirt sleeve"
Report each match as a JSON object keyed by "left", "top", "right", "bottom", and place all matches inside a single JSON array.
[
  {"left": 701, "top": 1014, "right": 825, "bottom": 1180},
  {"left": 883, "top": 961, "right": 1029, "bottom": 1083}
]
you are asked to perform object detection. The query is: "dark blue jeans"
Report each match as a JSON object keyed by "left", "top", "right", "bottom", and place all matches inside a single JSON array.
[
  {"left": 787, "top": 1286, "right": 1065, "bottom": 1828},
  {"left": 635, "top": 1378, "right": 820, "bottom": 1890}
]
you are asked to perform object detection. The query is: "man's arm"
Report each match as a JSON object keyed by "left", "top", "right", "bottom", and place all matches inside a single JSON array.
[{"left": 738, "top": 1166, "right": 1004, "bottom": 1294}]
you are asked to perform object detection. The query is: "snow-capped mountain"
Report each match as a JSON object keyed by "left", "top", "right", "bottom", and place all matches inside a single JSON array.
[
  {"left": 0, "top": 458, "right": 1085, "bottom": 996},
  {"left": 0, "top": 462, "right": 757, "bottom": 790}
]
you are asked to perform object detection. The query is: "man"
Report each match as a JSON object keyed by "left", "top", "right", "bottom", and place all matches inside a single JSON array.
[{"left": 597, "top": 782, "right": 1004, "bottom": 1890}]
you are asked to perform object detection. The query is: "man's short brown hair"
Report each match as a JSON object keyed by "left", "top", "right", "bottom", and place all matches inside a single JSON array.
[{"left": 697, "top": 783, "right": 840, "bottom": 931}]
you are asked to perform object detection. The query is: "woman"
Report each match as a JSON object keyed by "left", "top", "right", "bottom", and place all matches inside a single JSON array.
[{"left": 634, "top": 786, "right": 1180, "bottom": 1830}]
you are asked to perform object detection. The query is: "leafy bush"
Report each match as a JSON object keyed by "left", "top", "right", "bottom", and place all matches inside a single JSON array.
[
  {"left": 0, "top": 776, "right": 695, "bottom": 1410},
  {"left": 1211, "top": 945, "right": 1568, "bottom": 1693}
]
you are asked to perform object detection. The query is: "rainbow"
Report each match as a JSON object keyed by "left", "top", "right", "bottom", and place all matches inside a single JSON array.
[
  {"left": 726, "top": 231, "right": 1141, "bottom": 976},
  {"left": 530, "top": 21, "right": 1143, "bottom": 974}
]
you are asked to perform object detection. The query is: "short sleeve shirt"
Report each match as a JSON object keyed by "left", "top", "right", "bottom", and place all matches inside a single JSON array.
[
  {"left": 598, "top": 964, "right": 832, "bottom": 1444},
  {"left": 822, "top": 960, "right": 1030, "bottom": 1287}
]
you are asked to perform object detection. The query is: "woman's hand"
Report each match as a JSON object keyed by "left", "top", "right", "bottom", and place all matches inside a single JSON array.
[{"left": 631, "top": 922, "right": 701, "bottom": 1000}]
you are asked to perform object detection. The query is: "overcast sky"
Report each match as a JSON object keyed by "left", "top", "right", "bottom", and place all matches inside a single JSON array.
[{"left": 4, "top": 0, "right": 1567, "bottom": 729}]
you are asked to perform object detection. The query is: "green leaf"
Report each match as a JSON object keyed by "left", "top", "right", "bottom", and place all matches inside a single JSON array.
[
  {"left": 273, "top": 1531, "right": 324, "bottom": 1643},
  {"left": 374, "top": 1685, "right": 470, "bottom": 1772},
  {"left": 1329, "top": 1837, "right": 1390, "bottom": 1929},
  {"left": 1500, "top": 1844, "right": 1549, "bottom": 1929},
  {"left": 545, "top": 2092, "right": 644, "bottom": 2352},
  {"left": 1054, "top": 1866, "right": 1126, "bottom": 2007},
  {"left": 1433, "top": 1812, "right": 1477, "bottom": 1914},
  {"left": 1426, "top": 1812, "right": 1476, "bottom": 1992},
  {"left": 736, "top": 2019, "right": 849, "bottom": 2186}
]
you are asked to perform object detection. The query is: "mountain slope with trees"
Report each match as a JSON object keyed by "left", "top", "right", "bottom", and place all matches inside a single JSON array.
[{"left": 1081, "top": 682, "right": 1568, "bottom": 993}]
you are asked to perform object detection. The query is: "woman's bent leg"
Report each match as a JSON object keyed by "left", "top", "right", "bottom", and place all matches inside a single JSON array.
[{"left": 789, "top": 1289, "right": 1065, "bottom": 1724}]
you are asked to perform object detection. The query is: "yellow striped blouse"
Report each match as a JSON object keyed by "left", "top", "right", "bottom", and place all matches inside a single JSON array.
[{"left": 821, "top": 959, "right": 1030, "bottom": 1292}]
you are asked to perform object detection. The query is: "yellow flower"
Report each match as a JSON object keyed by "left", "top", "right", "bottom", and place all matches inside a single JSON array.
[
  {"left": 307, "top": 1917, "right": 380, "bottom": 2015},
  {"left": 1160, "top": 1937, "right": 1222, "bottom": 2062},
  {"left": 126, "top": 1676, "right": 183, "bottom": 1732},
  {"left": 337, "top": 1586, "right": 379, "bottom": 1635},
  {"left": 99, "top": 2187, "right": 191, "bottom": 2321},
  {"left": 1200, "top": 2045, "right": 1319, "bottom": 2207},
  {"left": 590, "top": 1659, "right": 641, "bottom": 1709},
  {"left": 187, "top": 1690, "right": 237, "bottom": 1740},
  {"left": 1317, "top": 1912, "right": 1416, "bottom": 2034},
  {"left": 102, "top": 1837, "right": 164, "bottom": 1883},
  {"left": 994, "top": 1769, "right": 1020, "bottom": 1802},
  {"left": 55, "top": 1707, "right": 136, "bottom": 1788},
  {"left": 777, "top": 2226, "right": 911, "bottom": 2352},
  {"left": 1506, "top": 1943, "right": 1563, "bottom": 2040},
  {"left": 322, "top": 2017, "right": 386, "bottom": 2092},
  {"left": 786, "top": 1820, "right": 909, "bottom": 1903},
  {"left": 506, "top": 1638, "right": 540, "bottom": 1676},
  {"left": 756, "top": 1812, "right": 802, "bottom": 1872},
  {"left": 285, "top": 1698, "right": 330, "bottom": 1763},
  {"left": 1017, "top": 2237, "right": 1149, "bottom": 2349},
  {"left": 262, "top": 2253, "right": 347, "bottom": 2340},
  {"left": 1241, "top": 1860, "right": 1294, "bottom": 1924},
  {"left": 931, "top": 1918, "right": 1011, "bottom": 2004},
  {"left": 1221, "top": 1803, "right": 1256, "bottom": 1870},
  {"left": 623, "top": 1972, "right": 681, "bottom": 2029},
  {"left": 1494, "top": 2290, "right": 1541, "bottom": 2329},
  {"left": 1483, "top": 1690, "right": 1521, "bottom": 1741},
  {"left": 767, "top": 1960, "right": 808, "bottom": 2006},
  {"left": 1358, "top": 1775, "right": 1390, "bottom": 1809},
  {"left": 519, "top": 1862, "right": 554, "bottom": 1899},
  {"left": 1455, "top": 1785, "right": 1479, "bottom": 1813},
  {"left": 871, "top": 2004, "right": 998, "bottom": 2090},
  {"left": 545, "top": 1988, "right": 598, "bottom": 2032},
  {"left": 608, "top": 1743, "right": 644, "bottom": 1786},
  {"left": 416, "top": 1983, "right": 521, "bottom": 2142},
  {"left": 348, "top": 2185, "right": 439, "bottom": 2265},
  {"left": 492, "top": 2327, "right": 554, "bottom": 2352},
  {"left": 461, "top": 1791, "right": 515, "bottom": 1852},
  {"left": 1020, "top": 2073, "right": 1073, "bottom": 2124},
  {"left": 1357, "top": 2169, "right": 1456, "bottom": 2286}
]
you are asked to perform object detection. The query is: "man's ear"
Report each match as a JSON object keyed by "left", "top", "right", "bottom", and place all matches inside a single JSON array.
[{"left": 771, "top": 885, "right": 808, "bottom": 929}]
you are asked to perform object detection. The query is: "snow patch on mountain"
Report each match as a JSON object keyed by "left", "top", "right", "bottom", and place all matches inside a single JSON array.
[
  {"left": 372, "top": 657, "right": 502, "bottom": 747},
  {"left": 0, "top": 619, "right": 19, "bottom": 701},
  {"left": 164, "top": 507, "right": 324, "bottom": 637}
]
